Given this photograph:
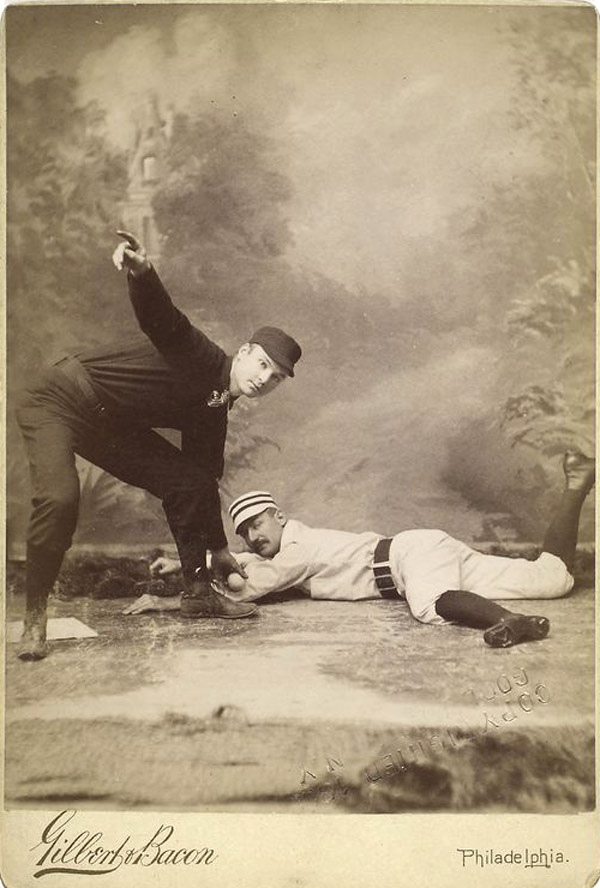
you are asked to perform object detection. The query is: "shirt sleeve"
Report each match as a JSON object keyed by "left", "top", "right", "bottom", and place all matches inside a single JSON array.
[
  {"left": 127, "top": 266, "right": 224, "bottom": 374},
  {"left": 204, "top": 482, "right": 228, "bottom": 552},
  {"left": 228, "top": 544, "right": 313, "bottom": 601}
]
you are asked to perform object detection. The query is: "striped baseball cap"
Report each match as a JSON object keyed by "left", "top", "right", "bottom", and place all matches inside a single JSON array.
[{"left": 229, "top": 490, "right": 279, "bottom": 533}]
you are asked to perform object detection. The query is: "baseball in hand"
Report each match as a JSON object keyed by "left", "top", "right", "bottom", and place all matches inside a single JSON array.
[
  {"left": 112, "top": 242, "right": 127, "bottom": 270},
  {"left": 227, "top": 573, "right": 246, "bottom": 592}
]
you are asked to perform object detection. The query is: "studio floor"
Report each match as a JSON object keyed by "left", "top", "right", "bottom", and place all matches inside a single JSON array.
[{"left": 4, "top": 574, "right": 596, "bottom": 813}]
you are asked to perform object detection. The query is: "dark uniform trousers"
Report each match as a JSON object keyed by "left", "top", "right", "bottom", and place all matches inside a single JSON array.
[{"left": 17, "top": 363, "right": 216, "bottom": 599}]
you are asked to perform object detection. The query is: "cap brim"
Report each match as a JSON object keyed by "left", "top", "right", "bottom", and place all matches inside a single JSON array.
[
  {"left": 232, "top": 502, "right": 278, "bottom": 533},
  {"left": 266, "top": 353, "right": 294, "bottom": 378}
]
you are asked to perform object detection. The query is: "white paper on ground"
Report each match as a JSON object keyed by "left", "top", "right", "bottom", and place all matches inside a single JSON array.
[{"left": 6, "top": 618, "right": 98, "bottom": 643}]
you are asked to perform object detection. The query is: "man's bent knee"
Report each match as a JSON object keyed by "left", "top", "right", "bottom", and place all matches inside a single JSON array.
[
  {"left": 530, "top": 553, "right": 574, "bottom": 599},
  {"left": 29, "top": 489, "right": 79, "bottom": 551},
  {"left": 406, "top": 595, "right": 448, "bottom": 626},
  {"left": 34, "top": 487, "right": 78, "bottom": 519}
]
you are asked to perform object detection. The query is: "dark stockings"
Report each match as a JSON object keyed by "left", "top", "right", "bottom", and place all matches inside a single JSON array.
[
  {"left": 435, "top": 590, "right": 512, "bottom": 628},
  {"left": 24, "top": 543, "right": 65, "bottom": 624},
  {"left": 541, "top": 489, "right": 588, "bottom": 572}
]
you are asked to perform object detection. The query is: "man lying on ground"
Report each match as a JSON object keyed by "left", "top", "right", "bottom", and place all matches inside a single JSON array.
[{"left": 123, "top": 451, "right": 595, "bottom": 648}]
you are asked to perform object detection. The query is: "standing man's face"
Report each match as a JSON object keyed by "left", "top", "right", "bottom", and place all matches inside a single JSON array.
[
  {"left": 239, "top": 509, "right": 286, "bottom": 557},
  {"left": 230, "top": 344, "right": 287, "bottom": 399}
]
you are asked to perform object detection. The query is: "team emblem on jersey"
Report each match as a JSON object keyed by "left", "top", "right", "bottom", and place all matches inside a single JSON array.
[{"left": 206, "top": 389, "right": 230, "bottom": 408}]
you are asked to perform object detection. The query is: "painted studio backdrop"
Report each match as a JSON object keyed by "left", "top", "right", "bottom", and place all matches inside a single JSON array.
[{"left": 6, "top": 4, "right": 595, "bottom": 554}]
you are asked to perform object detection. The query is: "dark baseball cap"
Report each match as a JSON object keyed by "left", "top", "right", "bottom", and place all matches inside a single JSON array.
[{"left": 250, "top": 326, "right": 302, "bottom": 377}]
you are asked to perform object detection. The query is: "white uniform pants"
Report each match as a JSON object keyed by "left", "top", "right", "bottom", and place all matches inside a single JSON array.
[{"left": 389, "top": 530, "right": 574, "bottom": 625}]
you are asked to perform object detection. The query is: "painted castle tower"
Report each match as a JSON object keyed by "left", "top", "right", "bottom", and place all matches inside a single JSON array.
[{"left": 120, "top": 95, "right": 171, "bottom": 262}]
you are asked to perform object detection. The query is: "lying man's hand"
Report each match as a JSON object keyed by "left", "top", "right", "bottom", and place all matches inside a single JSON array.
[
  {"left": 150, "top": 555, "right": 181, "bottom": 577},
  {"left": 122, "top": 593, "right": 181, "bottom": 615}
]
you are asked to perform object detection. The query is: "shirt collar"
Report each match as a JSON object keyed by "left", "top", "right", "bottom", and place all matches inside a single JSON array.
[
  {"left": 222, "top": 354, "right": 233, "bottom": 388},
  {"left": 279, "top": 518, "right": 304, "bottom": 547},
  {"left": 221, "top": 355, "right": 234, "bottom": 409}
]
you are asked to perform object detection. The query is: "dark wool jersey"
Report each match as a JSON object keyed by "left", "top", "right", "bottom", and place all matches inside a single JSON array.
[{"left": 73, "top": 266, "right": 234, "bottom": 547}]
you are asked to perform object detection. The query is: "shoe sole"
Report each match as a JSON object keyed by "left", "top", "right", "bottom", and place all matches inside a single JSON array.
[
  {"left": 17, "top": 647, "right": 48, "bottom": 661},
  {"left": 483, "top": 616, "right": 550, "bottom": 648},
  {"left": 180, "top": 608, "right": 258, "bottom": 620}
]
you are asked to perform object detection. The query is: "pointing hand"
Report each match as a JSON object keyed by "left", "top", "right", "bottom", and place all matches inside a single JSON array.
[{"left": 113, "top": 230, "right": 151, "bottom": 277}]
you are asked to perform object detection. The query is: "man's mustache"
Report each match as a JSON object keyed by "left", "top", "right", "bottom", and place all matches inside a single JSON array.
[{"left": 250, "top": 539, "right": 268, "bottom": 550}]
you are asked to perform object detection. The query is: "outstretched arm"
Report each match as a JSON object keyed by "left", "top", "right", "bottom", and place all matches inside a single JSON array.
[
  {"left": 113, "top": 231, "right": 223, "bottom": 370},
  {"left": 123, "top": 545, "right": 311, "bottom": 612},
  {"left": 150, "top": 549, "right": 249, "bottom": 585},
  {"left": 222, "top": 543, "right": 313, "bottom": 602},
  {"left": 114, "top": 230, "right": 189, "bottom": 350}
]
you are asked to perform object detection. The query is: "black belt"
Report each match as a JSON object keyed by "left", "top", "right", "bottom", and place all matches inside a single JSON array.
[
  {"left": 55, "top": 356, "right": 107, "bottom": 417},
  {"left": 373, "top": 537, "right": 400, "bottom": 599}
]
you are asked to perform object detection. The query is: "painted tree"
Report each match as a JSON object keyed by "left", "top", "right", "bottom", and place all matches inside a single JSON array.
[
  {"left": 6, "top": 73, "right": 158, "bottom": 551},
  {"left": 7, "top": 73, "right": 128, "bottom": 382},
  {"left": 442, "top": 9, "right": 595, "bottom": 540},
  {"left": 498, "top": 9, "right": 595, "bottom": 458},
  {"left": 151, "top": 108, "right": 293, "bottom": 317}
]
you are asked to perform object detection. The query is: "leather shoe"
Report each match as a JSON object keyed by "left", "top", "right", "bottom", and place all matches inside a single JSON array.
[
  {"left": 181, "top": 581, "right": 258, "bottom": 619},
  {"left": 18, "top": 617, "right": 49, "bottom": 661},
  {"left": 483, "top": 614, "right": 549, "bottom": 648},
  {"left": 563, "top": 450, "right": 595, "bottom": 494}
]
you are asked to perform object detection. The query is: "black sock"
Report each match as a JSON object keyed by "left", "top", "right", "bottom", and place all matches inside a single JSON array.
[
  {"left": 435, "top": 590, "right": 512, "bottom": 629},
  {"left": 174, "top": 537, "right": 209, "bottom": 588},
  {"left": 25, "top": 543, "right": 65, "bottom": 618}
]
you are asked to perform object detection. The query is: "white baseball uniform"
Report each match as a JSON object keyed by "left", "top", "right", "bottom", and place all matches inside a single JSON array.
[{"left": 230, "top": 519, "right": 574, "bottom": 624}]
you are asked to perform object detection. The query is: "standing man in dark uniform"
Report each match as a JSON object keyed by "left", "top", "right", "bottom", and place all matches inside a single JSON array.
[{"left": 15, "top": 231, "right": 302, "bottom": 660}]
